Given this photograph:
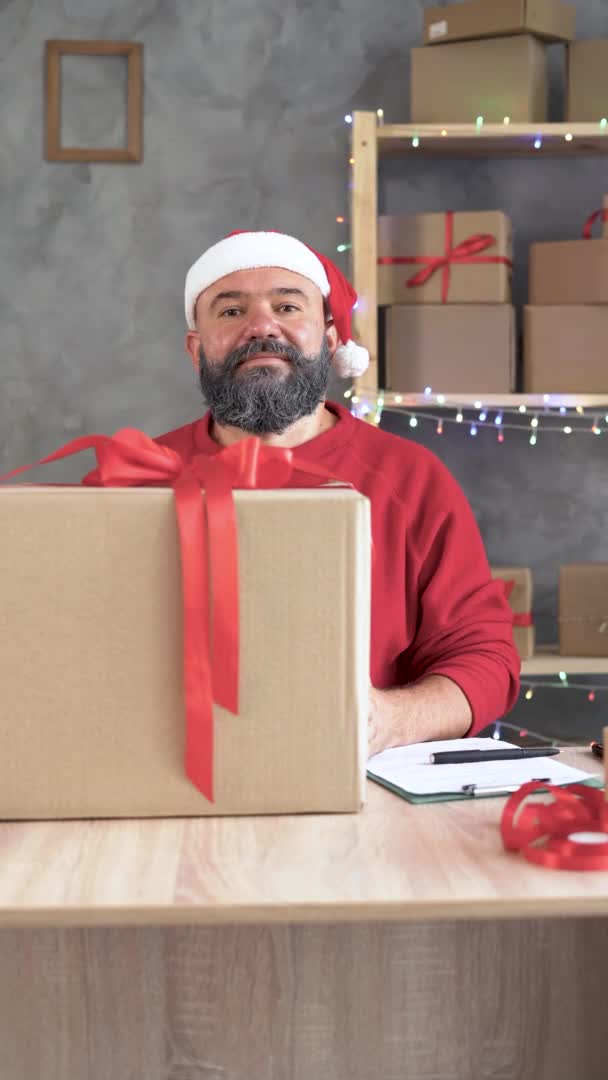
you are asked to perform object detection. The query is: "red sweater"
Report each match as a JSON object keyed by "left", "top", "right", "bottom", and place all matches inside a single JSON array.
[{"left": 155, "top": 400, "right": 520, "bottom": 735}]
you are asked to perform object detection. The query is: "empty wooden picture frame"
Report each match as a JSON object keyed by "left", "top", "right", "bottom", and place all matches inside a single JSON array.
[{"left": 45, "top": 39, "right": 142, "bottom": 162}]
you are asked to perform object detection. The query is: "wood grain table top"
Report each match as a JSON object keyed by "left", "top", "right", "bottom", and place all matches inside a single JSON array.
[{"left": 0, "top": 749, "right": 605, "bottom": 928}]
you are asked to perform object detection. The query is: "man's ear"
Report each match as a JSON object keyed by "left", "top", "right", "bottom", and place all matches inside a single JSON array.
[
  {"left": 185, "top": 331, "right": 200, "bottom": 372},
  {"left": 325, "top": 320, "right": 339, "bottom": 356}
]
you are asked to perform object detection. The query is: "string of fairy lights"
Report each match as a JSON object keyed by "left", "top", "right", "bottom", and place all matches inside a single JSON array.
[{"left": 343, "top": 388, "right": 608, "bottom": 439}]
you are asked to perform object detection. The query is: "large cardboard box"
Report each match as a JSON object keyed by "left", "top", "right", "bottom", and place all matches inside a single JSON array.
[
  {"left": 424, "top": 0, "right": 575, "bottom": 46},
  {"left": 378, "top": 210, "right": 512, "bottom": 306},
  {"left": 385, "top": 305, "right": 515, "bottom": 392},
  {"left": 559, "top": 565, "right": 608, "bottom": 657},
  {"left": 491, "top": 567, "right": 535, "bottom": 661},
  {"left": 567, "top": 39, "right": 608, "bottom": 122},
  {"left": 523, "top": 306, "right": 608, "bottom": 392},
  {"left": 410, "top": 35, "right": 549, "bottom": 123},
  {"left": 0, "top": 487, "right": 371, "bottom": 819},
  {"left": 529, "top": 237, "right": 608, "bottom": 305}
]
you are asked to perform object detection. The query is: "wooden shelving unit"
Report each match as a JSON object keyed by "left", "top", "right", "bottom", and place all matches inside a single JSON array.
[
  {"left": 349, "top": 111, "right": 608, "bottom": 402},
  {"left": 521, "top": 647, "right": 608, "bottom": 677},
  {"left": 348, "top": 114, "right": 608, "bottom": 681}
]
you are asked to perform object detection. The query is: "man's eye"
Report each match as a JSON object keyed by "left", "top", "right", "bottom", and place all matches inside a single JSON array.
[
  {"left": 278, "top": 304, "right": 299, "bottom": 313},
  {"left": 220, "top": 308, "right": 243, "bottom": 317}
]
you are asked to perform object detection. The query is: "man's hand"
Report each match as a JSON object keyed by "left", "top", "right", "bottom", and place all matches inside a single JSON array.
[{"left": 367, "top": 677, "right": 473, "bottom": 759}]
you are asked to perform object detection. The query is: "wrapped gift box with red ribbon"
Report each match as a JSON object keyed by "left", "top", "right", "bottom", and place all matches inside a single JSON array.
[
  {"left": 529, "top": 206, "right": 608, "bottom": 304},
  {"left": 491, "top": 567, "right": 535, "bottom": 660},
  {"left": 0, "top": 431, "right": 371, "bottom": 819},
  {"left": 378, "top": 210, "right": 512, "bottom": 306},
  {"left": 559, "top": 564, "right": 608, "bottom": 658}
]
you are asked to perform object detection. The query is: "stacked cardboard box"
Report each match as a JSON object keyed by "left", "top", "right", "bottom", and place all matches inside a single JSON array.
[
  {"left": 380, "top": 209, "right": 515, "bottom": 392},
  {"left": 567, "top": 39, "right": 608, "bottom": 122},
  {"left": 410, "top": 0, "right": 575, "bottom": 124},
  {"left": 559, "top": 565, "right": 608, "bottom": 657},
  {"left": 524, "top": 198, "right": 608, "bottom": 392}
]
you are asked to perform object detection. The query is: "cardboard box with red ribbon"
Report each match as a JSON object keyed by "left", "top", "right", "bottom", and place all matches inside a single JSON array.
[
  {"left": 0, "top": 431, "right": 371, "bottom": 819},
  {"left": 529, "top": 206, "right": 608, "bottom": 304},
  {"left": 491, "top": 567, "right": 535, "bottom": 661},
  {"left": 378, "top": 210, "right": 512, "bottom": 306},
  {"left": 559, "top": 564, "right": 608, "bottom": 658}
]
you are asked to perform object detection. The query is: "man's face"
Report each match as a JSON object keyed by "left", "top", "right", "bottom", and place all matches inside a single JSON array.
[{"left": 185, "top": 267, "right": 338, "bottom": 434}]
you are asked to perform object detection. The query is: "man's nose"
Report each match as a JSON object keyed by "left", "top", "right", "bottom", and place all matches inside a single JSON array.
[{"left": 243, "top": 306, "right": 282, "bottom": 341}]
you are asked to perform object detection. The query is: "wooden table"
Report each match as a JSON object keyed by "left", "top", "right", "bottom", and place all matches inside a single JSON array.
[{"left": 1, "top": 749, "right": 606, "bottom": 1079}]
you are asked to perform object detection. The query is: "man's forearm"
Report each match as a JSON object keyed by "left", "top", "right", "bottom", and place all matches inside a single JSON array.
[{"left": 377, "top": 674, "right": 473, "bottom": 747}]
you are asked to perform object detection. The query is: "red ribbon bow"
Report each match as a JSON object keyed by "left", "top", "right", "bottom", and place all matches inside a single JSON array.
[
  {"left": 582, "top": 206, "right": 608, "bottom": 239},
  {"left": 377, "top": 210, "right": 513, "bottom": 303},
  {"left": 501, "top": 578, "right": 533, "bottom": 628},
  {"left": 0, "top": 430, "right": 345, "bottom": 801},
  {"left": 501, "top": 780, "right": 608, "bottom": 871}
]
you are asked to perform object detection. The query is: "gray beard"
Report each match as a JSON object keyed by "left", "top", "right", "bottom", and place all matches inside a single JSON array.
[{"left": 198, "top": 336, "right": 332, "bottom": 435}]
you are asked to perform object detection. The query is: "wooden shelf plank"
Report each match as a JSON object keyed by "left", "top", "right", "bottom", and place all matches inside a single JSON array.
[
  {"left": 522, "top": 647, "right": 608, "bottom": 676},
  {"left": 376, "top": 121, "right": 608, "bottom": 156}
]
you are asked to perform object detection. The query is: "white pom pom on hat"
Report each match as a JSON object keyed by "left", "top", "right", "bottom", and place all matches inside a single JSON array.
[{"left": 184, "top": 230, "right": 369, "bottom": 379}]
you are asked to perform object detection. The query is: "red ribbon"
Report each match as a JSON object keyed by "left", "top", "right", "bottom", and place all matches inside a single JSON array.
[
  {"left": 501, "top": 780, "right": 608, "bottom": 871},
  {"left": 377, "top": 210, "right": 513, "bottom": 303},
  {"left": 0, "top": 430, "right": 345, "bottom": 802},
  {"left": 500, "top": 579, "right": 534, "bottom": 629},
  {"left": 582, "top": 206, "right": 608, "bottom": 239}
]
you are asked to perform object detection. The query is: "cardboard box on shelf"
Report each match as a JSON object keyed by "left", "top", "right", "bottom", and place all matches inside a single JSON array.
[
  {"left": 566, "top": 39, "right": 608, "bottom": 122},
  {"left": 0, "top": 486, "right": 371, "bottom": 820},
  {"left": 559, "top": 565, "right": 608, "bottom": 657},
  {"left": 378, "top": 210, "right": 512, "bottom": 306},
  {"left": 410, "top": 35, "right": 549, "bottom": 123},
  {"left": 385, "top": 304, "right": 515, "bottom": 393},
  {"left": 523, "top": 306, "right": 608, "bottom": 392},
  {"left": 424, "top": 0, "right": 575, "bottom": 47},
  {"left": 491, "top": 567, "right": 535, "bottom": 661},
  {"left": 529, "top": 237, "right": 608, "bottom": 305}
]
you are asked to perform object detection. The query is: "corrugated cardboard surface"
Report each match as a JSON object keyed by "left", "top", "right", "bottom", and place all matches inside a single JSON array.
[
  {"left": 529, "top": 238, "right": 608, "bottom": 305},
  {"left": 491, "top": 567, "right": 535, "bottom": 660},
  {"left": 424, "top": 0, "right": 575, "bottom": 46},
  {"left": 385, "top": 305, "right": 515, "bottom": 392},
  {"left": 0, "top": 487, "right": 371, "bottom": 819},
  {"left": 411, "top": 35, "right": 548, "bottom": 123},
  {"left": 559, "top": 564, "right": 608, "bottom": 657},
  {"left": 523, "top": 306, "right": 608, "bottom": 392},
  {"left": 566, "top": 39, "right": 608, "bottom": 122},
  {"left": 378, "top": 211, "right": 512, "bottom": 306}
]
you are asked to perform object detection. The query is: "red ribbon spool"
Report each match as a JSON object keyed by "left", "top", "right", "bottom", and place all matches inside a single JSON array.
[{"left": 501, "top": 781, "right": 608, "bottom": 871}]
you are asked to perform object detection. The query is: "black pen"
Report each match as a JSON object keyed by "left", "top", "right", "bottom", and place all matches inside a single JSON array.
[{"left": 429, "top": 747, "right": 561, "bottom": 765}]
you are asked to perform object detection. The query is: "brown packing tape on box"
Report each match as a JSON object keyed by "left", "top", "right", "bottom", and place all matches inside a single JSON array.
[
  {"left": 410, "top": 35, "right": 548, "bottom": 124},
  {"left": 424, "top": 0, "right": 575, "bottom": 46},
  {"left": 385, "top": 305, "right": 515, "bottom": 393},
  {"left": 559, "top": 565, "right": 608, "bottom": 657},
  {"left": 529, "top": 237, "right": 608, "bottom": 305},
  {"left": 377, "top": 211, "right": 512, "bottom": 306},
  {"left": 566, "top": 39, "right": 608, "bottom": 122},
  {"left": 0, "top": 487, "right": 370, "bottom": 819},
  {"left": 523, "top": 306, "right": 608, "bottom": 392},
  {"left": 491, "top": 567, "right": 535, "bottom": 661}
]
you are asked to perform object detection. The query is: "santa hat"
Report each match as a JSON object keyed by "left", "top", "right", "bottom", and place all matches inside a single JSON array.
[{"left": 184, "top": 230, "right": 369, "bottom": 379}]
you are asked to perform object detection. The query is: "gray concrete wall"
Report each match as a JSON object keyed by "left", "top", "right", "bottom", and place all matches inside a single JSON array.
[{"left": 2, "top": 0, "right": 607, "bottom": 739}]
